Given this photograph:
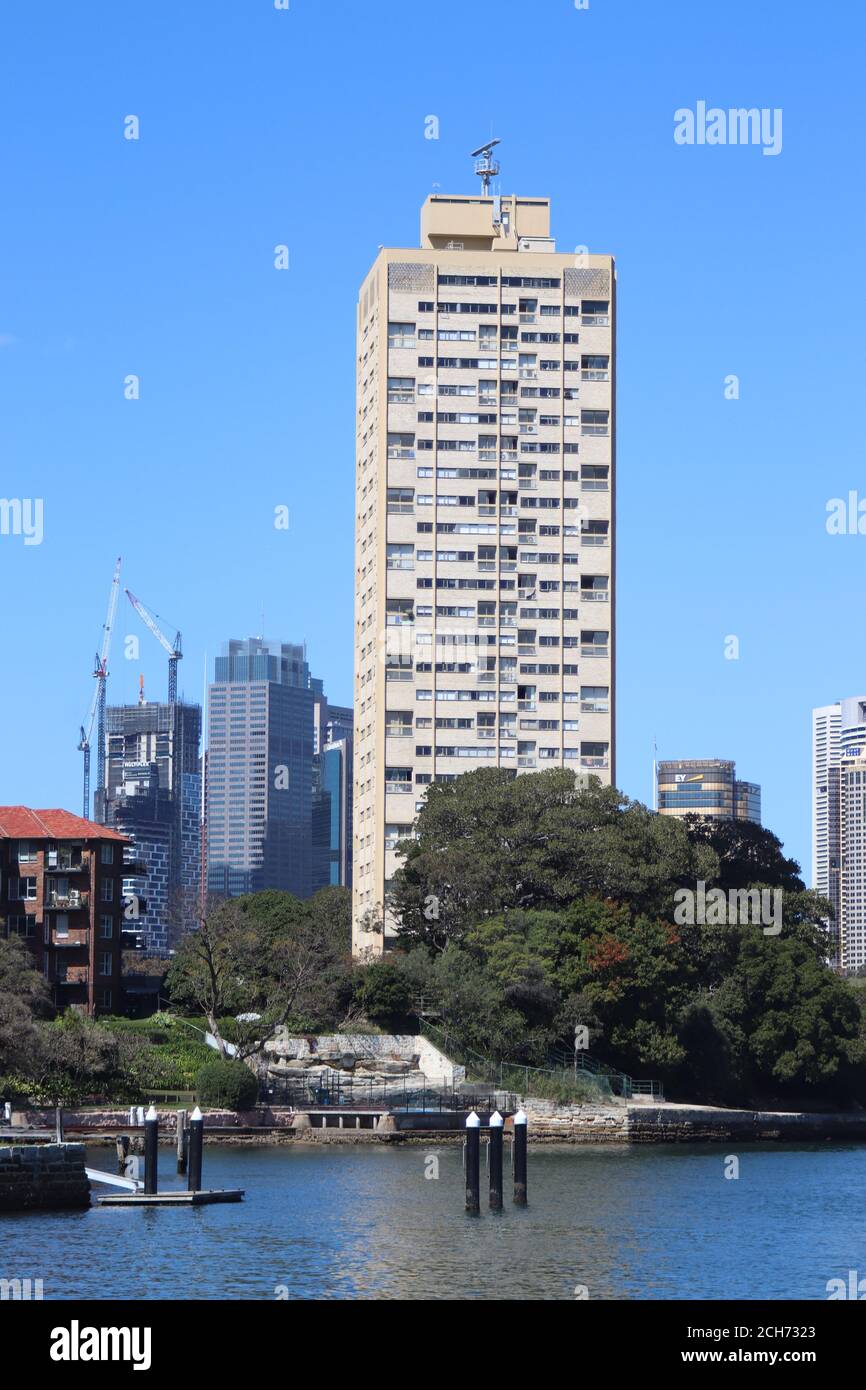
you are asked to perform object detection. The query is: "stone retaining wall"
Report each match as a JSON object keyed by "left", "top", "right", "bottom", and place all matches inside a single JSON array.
[
  {"left": 519, "top": 1099, "right": 630, "bottom": 1142},
  {"left": 0, "top": 1143, "right": 90, "bottom": 1211}
]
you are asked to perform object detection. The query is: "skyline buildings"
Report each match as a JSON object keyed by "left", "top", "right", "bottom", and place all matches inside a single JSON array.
[
  {"left": 98, "top": 699, "right": 202, "bottom": 953},
  {"left": 352, "top": 189, "right": 615, "bottom": 955},
  {"left": 812, "top": 697, "right": 866, "bottom": 972},
  {"left": 205, "top": 637, "right": 316, "bottom": 899},
  {"left": 656, "top": 759, "right": 761, "bottom": 824}
]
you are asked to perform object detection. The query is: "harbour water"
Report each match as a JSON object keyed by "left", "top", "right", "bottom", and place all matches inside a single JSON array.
[{"left": 2, "top": 1142, "right": 864, "bottom": 1300}]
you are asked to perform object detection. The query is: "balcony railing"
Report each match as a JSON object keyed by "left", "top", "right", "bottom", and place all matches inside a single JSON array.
[
  {"left": 581, "top": 757, "right": 609, "bottom": 768},
  {"left": 581, "top": 370, "right": 609, "bottom": 381},
  {"left": 581, "top": 315, "right": 609, "bottom": 327},
  {"left": 581, "top": 646, "right": 609, "bottom": 658},
  {"left": 581, "top": 425, "right": 609, "bottom": 437}
]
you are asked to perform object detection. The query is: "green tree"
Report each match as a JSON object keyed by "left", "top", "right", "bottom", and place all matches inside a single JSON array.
[
  {"left": 165, "top": 887, "right": 352, "bottom": 1056},
  {"left": 392, "top": 768, "right": 716, "bottom": 950}
]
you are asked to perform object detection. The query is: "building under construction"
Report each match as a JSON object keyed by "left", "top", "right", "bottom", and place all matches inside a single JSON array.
[{"left": 96, "top": 700, "right": 202, "bottom": 953}]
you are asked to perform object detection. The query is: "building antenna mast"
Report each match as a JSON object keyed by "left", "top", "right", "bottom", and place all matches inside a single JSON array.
[{"left": 470, "top": 138, "right": 501, "bottom": 195}]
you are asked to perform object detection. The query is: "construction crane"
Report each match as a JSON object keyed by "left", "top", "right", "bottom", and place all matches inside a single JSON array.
[
  {"left": 125, "top": 590, "right": 182, "bottom": 704},
  {"left": 78, "top": 556, "right": 122, "bottom": 820}
]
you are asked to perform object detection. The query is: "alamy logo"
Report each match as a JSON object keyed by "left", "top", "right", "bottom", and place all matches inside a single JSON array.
[
  {"left": 674, "top": 102, "right": 782, "bottom": 156},
  {"left": 0, "top": 1276, "right": 43, "bottom": 1300},
  {"left": 673, "top": 881, "right": 782, "bottom": 935},
  {"left": 0, "top": 497, "right": 43, "bottom": 545},
  {"left": 49, "top": 1321, "right": 152, "bottom": 1371},
  {"left": 827, "top": 1270, "right": 866, "bottom": 1299}
]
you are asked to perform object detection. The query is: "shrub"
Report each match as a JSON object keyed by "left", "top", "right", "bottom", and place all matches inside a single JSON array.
[
  {"left": 354, "top": 962, "right": 414, "bottom": 1028},
  {"left": 195, "top": 1058, "right": 259, "bottom": 1110}
]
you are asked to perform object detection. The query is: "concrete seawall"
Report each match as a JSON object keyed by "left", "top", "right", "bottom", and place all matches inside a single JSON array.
[
  {"left": 521, "top": 1099, "right": 866, "bottom": 1143},
  {"left": 0, "top": 1143, "right": 90, "bottom": 1211}
]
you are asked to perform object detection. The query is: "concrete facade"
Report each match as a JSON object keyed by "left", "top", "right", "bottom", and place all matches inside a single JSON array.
[{"left": 353, "top": 192, "right": 615, "bottom": 955}]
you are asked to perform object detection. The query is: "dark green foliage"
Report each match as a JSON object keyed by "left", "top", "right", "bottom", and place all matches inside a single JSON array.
[
  {"left": 166, "top": 886, "right": 353, "bottom": 1057},
  {"left": 384, "top": 769, "right": 866, "bottom": 1108},
  {"left": 195, "top": 1058, "right": 259, "bottom": 1110},
  {"left": 353, "top": 962, "right": 414, "bottom": 1028}
]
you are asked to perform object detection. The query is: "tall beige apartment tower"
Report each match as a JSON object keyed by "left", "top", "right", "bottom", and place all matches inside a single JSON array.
[{"left": 353, "top": 184, "right": 615, "bottom": 957}]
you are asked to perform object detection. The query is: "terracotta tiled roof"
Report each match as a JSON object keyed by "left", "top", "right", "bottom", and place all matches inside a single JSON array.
[{"left": 0, "top": 807, "right": 129, "bottom": 842}]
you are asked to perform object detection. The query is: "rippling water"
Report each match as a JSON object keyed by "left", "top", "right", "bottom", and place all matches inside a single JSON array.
[{"left": 2, "top": 1142, "right": 864, "bottom": 1300}]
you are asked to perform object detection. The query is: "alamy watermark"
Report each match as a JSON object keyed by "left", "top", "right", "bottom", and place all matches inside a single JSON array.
[
  {"left": 0, "top": 497, "right": 43, "bottom": 545},
  {"left": 674, "top": 102, "right": 782, "bottom": 157},
  {"left": 673, "top": 881, "right": 782, "bottom": 935}
]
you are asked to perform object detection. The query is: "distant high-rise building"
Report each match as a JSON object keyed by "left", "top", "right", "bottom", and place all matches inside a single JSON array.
[
  {"left": 656, "top": 759, "right": 761, "bottom": 824},
  {"left": 312, "top": 728, "right": 354, "bottom": 893},
  {"left": 812, "top": 697, "right": 866, "bottom": 971},
  {"left": 206, "top": 638, "right": 315, "bottom": 899},
  {"left": 99, "top": 701, "right": 201, "bottom": 953},
  {"left": 353, "top": 184, "right": 616, "bottom": 955}
]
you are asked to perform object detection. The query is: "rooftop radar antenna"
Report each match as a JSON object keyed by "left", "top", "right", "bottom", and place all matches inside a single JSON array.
[{"left": 471, "top": 138, "right": 501, "bottom": 194}]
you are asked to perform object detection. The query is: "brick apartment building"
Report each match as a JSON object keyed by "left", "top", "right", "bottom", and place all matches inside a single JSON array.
[{"left": 0, "top": 808, "right": 129, "bottom": 1017}]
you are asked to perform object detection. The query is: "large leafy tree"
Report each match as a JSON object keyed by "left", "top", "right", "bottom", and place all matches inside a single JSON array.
[
  {"left": 165, "top": 887, "right": 352, "bottom": 1057},
  {"left": 391, "top": 768, "right": 716, "bottom": 950}
]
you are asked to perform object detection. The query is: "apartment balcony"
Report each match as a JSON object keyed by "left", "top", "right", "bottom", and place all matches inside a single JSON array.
[
  {"left": 581, "top": 757, "right": 609, "bottom": 769},
  {"left": 518, "top": 757, "right": 537, "bottom": 768},
  {"left": 52, "top": 931, "right": 90, "bottom": 948},
  {"left": 581, "top": 480, "right": 609, "bottom": 491},
  {"left": 518, "top": 700, "right": 537, "bottom": 712},
  {"left": 581, "top": 425, "right": 609, "bottom": 437},
  {"left": 519, "top": 370, "right": 537, "bottom": 380},
  {"left": 387, "top": 502, "right": 414, "bottom": 514},
  {"left": 55, "top": 964, "right": 89, "bottom": 984},
  {"left": 45, "top": 852, "right": 85, "bottom": 872},
  {"left": 478, "top": 450, "right": 497, "bottom": 462},
  {"left": 582, "top": 315, "right": 609, "bottom": 327},
  {"left": 581, "top": 591, "right": 609, "bottom": 602},
  {"left": 581, "top": 535, "right": 608, "bottom": 547},
  {"left": 387, "top": 447, "right": 416, "bottom": 459},
  {"left": 45, "top": 891, "right": 89, "bottom": 910},
  {"left": 387, "top": 390, "right": 415, "bottom": 404},
  {"left": 581, "top": 370, "right": 609, "bottom": 382},
  {"left": 581, "top": 701, "right": 609, "bottom": 714}
]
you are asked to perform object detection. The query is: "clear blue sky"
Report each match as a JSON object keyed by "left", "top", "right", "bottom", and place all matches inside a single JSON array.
[{"left": 1, "top": 0, "right": 864, "bottom": 881}]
